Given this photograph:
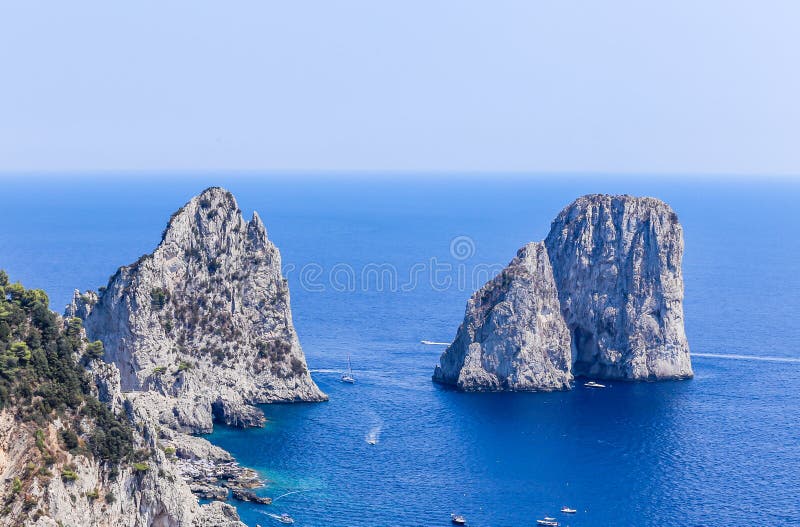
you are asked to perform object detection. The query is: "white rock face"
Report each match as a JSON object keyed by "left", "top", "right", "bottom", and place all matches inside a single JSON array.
[
  {"left": 434, "top": 194, "right": 693, "bottom": 391},
  {"left": 433, "top": 242, "right": 572, "bottom": 391},
  {"left": 545, "top": 194, "right": 693, "bottom": 380},
  {"left": 75, "top": 187, "right": 326, "bottom": 433},
  {"left": 64, "top": 290, "right": 98, "bottom": 320}
]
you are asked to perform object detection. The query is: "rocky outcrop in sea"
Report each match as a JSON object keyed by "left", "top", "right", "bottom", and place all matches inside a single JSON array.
[
  {"left": 433, "top": 242, "right": 572, "bottom": 391},
  {"left": 69, "top": 186, "right": 326, "bottom": 434},
  {"left": 434, "top": 194, "right": 693, "bottom": 392}
]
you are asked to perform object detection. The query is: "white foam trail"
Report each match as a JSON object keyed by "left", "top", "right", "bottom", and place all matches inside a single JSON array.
[
  {"left": 693, "top": 352, "right": 800, "bottom": 363},
  {"left": 272, "top": 489, "right": 308, "bottom": 502},
  {"left": 365, "top": 425, "right": 382, "bottom": 444},
  {"left": 365, "top": 410, "right": 384, "bottom": 444},
  {"left": 308, "top": 369, "right": 342, "bottom": 373},
  {"left": 421, "top": 340, "right": 449, "bottom": 346}
]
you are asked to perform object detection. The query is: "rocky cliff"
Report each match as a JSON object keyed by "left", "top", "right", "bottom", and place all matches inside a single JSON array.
[
  {"left": 432, "top": 242, "right": 572, "bottom": 391},
  {"left": 545, "top": 194, "right": 692, "bottom": 380},
  {"left": 0, "top": 408, "right": 245, "bottom": 527},
  {"left": 0, "top": 273, "right": 245, "bottom": 527},
  {"left": 70, "top": 187, "right": 326, "bottom": 433},
  {"left": 434, "top": 194, "right": 692, "bottom": 391},
  {"left": 0, "top": 367, "right": 247, "bottom": 527}
]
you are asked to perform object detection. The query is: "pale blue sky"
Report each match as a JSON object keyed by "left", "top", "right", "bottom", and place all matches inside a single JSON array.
[{"left": 1, "top": 1, "right": 798, "bottom": 175}]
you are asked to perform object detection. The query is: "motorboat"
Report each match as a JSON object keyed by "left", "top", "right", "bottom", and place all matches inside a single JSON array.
[
  {"left": 584, "top": 381, "right": 606, "bottom": 388},
  {"left": 560, "top": 506, "right": 577, "bottom": 514},
  {"left": 537, "top": 518, "right": 559, "bottom": 526},
  {"left": 277, "top": 514, "right": 294, "bottom": 524},
  {"left": 451, "top": 513, "right": 467, "bottom": 525}
]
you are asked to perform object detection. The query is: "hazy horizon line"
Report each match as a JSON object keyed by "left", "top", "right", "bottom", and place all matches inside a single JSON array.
[{"left": 1, "top": 169, "right": 799, "bottom": 180}]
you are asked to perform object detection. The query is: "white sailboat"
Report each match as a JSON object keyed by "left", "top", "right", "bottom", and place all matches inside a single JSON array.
[{"left": 341, "top": 354, "right": 355, "bottom": 383}]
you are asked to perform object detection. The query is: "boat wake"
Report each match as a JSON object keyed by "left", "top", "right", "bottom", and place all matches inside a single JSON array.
[
  {"left": 693, "top": 352, "right": 800, "bottom": 364},
  {"left": 421, "top": 340, "right": 449, "bottom": 346},
  {"left": 365, "top": 411, "right": 384, "bottom": 445},
  {"left": 272, "top": 489, "right": 309, "bottom": 502},
  {"left": 366, "top": 424, "right": 382, "bottom": 445}
]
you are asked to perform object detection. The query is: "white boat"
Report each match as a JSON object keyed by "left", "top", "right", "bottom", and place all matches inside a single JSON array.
[
  {"left": 277, "top": 514, "right": 294, "bottom": 524},
  {"left": 451, "top": 513, "right": 467, "bottom": 525},
  {"left": 341, "top": 354, "right": 355, "bottom": 383},
  {"left": 536, "top": 519, "right": 559, "bottom": 527},
  {"left": 560, "top": 506, "right": 577, "bottom": 514},
  {"left": 584, "top": 381, "right": 606, "bottom": 388}
]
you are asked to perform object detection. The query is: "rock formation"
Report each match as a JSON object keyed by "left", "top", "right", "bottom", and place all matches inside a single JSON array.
[
  {"left": 434, "top": 194, "right": 693, "bottom": 391},
  {"left": 0, "top": 274, "right": 245, "bottom": 527},
  {"left": 4, "top": 188, "right": 323, "bottom": 525},
  {"left": 545, "top": 194, "right": 692, "bottom": 380},
  {"left": 1, "top": 398, "right": 246, "bottom": 527},
  {"left": 71, "top": 186, "right": 326, "bottom": 433},
  {"left": 432, "top": 242, "right": 572, "bottom": 391}
]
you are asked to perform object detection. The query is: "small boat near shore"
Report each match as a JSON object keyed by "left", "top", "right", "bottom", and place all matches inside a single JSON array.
[
  {"left": 451, "top": 513, "right": 467, "bottom": 525},
  {"left": 265, "top": 513, "right": 294, "bottom": 524},
  {"left": 584, "top": 381, "right": 606, "bottom": 388}
]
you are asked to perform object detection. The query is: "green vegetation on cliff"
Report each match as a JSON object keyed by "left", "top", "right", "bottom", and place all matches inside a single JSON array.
[{"left": 0, "top": 270, "right": 133, "bottom": 466}]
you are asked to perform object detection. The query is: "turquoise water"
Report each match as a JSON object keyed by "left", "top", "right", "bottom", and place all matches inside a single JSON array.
[{"left": 2, "top": 174, "right": 799, "bottom": 526}]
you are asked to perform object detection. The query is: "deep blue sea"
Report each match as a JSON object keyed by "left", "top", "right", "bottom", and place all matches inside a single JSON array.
[{"left": 2, "top": 174, "right": 799, "bottom": 527}]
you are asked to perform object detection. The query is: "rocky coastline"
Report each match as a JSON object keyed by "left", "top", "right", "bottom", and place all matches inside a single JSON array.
[
  {"left": 74, "top": 187, "right": 327, "bottom": 514},
  {"left": 0, "top": 187, "right": 327, "bottom": 525}
]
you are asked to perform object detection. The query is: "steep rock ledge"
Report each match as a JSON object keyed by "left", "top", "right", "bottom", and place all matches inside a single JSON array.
[
  {"left": 545, "top": 194, "right": 693, "bottom": 380},
  {"left": 70, "top": 187, "right": 326, "bottom": 433},
  {"left": 0, "top": 272, "right": 245, "bottom": 526},
  {"left": 1, "top": 403, "right": 246, "bottom": 527},
  {"left": 433, "top": 242, "right": 572, "bottom": 391}
]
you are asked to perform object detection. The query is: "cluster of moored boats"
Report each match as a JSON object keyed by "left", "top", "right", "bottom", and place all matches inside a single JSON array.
[{"left": 451, "top": 506, "right": 576, "bottom": 526}]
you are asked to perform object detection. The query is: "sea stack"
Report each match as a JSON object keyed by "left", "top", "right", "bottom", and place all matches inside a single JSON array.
[
  {"left": 432, "top": 242, "right": 572, "bottom": 391},
  {"left": 434, "top": 194, "right": 693, "bottom": 392},
  {"left": 545, "top": 194, "right": 692, "bottom": 380},
  {"left": 69, "top": 187, "right": 326, "bottom": 432}
]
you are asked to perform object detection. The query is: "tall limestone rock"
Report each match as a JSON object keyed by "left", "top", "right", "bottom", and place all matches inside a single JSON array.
[
  {"left": 434, "top": 194, "right": 692, "bottom": 392},
  {"left": 545, "top": 194, "right": 692, "bottom": 380},
  {"left": 73, "top": 187, "right": 326, "bottom": 433},
  {"left": 433, "top": 242, "right": 572, "bottom": 391}
]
